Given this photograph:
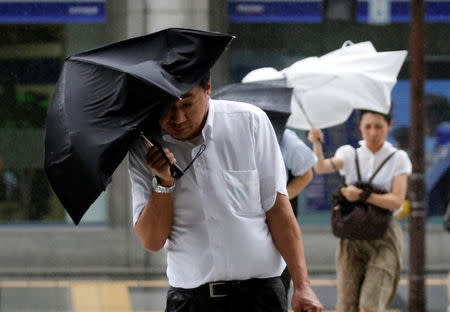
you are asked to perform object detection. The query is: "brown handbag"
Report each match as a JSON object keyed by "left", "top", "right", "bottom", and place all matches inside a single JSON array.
[{"left": 331, "top": 149, "right": 396, "bottom": 240}]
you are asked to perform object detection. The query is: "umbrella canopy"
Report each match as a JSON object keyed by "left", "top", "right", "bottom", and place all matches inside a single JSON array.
[
  {"left": 212, "top": 81, "right": 292, "bottom": 141},
  {"left": 243, "top": 41, "right": 407, "bottom": 130},
  {"left": 44, "top": 28, "right": 234, "bottom": 225}
]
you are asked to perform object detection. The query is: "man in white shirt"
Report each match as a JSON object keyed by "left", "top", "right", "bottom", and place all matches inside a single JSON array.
[{"left": 128, "top": 75, "right": 322, "bottom": 312}]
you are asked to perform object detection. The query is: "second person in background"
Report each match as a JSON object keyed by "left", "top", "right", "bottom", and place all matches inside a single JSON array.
[{"left": 307, "top": 110, "right": 412, "bottom": 312}]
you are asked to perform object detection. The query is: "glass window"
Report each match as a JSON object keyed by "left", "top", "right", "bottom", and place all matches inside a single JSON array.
[{"left": 0, "top": 24, "right": 108, "bottom": 224}]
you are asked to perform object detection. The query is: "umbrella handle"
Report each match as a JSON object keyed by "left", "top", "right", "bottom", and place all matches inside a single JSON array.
[
  {"left": 170, "top": 163, "right": 184, "bottom": 179},
  {"left": 140, "top": 133, "right": 184, "bottom": 179},
  {"left": 342, "top": 40, "right": 354, "bottom": 48}
]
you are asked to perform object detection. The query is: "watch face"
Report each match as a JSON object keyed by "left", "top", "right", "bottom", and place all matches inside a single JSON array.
[{"left": 152, "top": 176, "right": 175, "bottom": 193}]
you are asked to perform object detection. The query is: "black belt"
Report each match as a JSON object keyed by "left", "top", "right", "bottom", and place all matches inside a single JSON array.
[{"left": 173, "top": 277, "right": 279, "bottom": 298}]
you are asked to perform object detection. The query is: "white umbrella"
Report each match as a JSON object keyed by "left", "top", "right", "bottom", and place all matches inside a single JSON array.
[{"left": 242, "top": 41, "right": 407, "bottom": 130}]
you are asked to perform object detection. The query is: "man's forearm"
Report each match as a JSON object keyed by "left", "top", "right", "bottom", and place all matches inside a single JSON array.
[
  {"left": 266, "top": 194, "right": 312, "bottom": 289},
  {"left": 135, "top": 191, "right": 173, "bottom": 252},
  {"left": 275, "top": 218, "right": 311, "bottom": 290}
]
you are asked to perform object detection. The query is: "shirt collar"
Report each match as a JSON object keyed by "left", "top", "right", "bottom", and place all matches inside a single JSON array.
[
  {"left": 161, "top": 99, "right": 214, "bottom": 145},
  {"left": 358, "top": 140, "right": 396, "bottom": 156}
]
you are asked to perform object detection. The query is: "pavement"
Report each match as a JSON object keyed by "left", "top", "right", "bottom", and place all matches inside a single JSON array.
[{"left": 0, "top": 274, "right": 447, "bottom": 312}]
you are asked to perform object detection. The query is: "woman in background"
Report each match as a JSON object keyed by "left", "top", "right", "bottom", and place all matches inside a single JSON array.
[{"left": 307, "top": 110, "right": 412, "bottom": 312}]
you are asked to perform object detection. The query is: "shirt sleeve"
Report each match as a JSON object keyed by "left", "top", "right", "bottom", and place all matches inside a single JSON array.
[
  {"left": 128, "top": 140, "right": 154, "bottom": 226},
  {"left": 253, "top": 111, "right": 288, "bottom": 212},
  {"left": 393, "top": 150, "right": 412, "bottom": 177},
  {"left": 334, "top": 144, "right": 355, "bottom": 176},
  {"left": 281, "top": 129, "right": 317, "bottom": 176}
]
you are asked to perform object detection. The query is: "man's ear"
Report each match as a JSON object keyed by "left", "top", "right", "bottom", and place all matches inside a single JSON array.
[{"left": 206, "top": 79, "right": 212, "bottom": 97}]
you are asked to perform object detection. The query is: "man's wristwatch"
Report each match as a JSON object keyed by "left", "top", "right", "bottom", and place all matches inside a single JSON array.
[{"left": 151, "top": 176, "right": 175, "bottom": 194}]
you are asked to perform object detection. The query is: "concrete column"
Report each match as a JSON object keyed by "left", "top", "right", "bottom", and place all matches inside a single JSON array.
[
  {"left": 209, "top": 0, "right": 232, "bottom": 87},
  {"left": 125, "top": 1, "right": 147, "bottom": 37},
  {"left": 105, "top": 0, "right": 149, "bottom": 270},
  {"left": 105, "top": 0, "right": 127, "bottom": 42},
  {"left": 144, "top": 0, "right": 209, "bottom": 32}
]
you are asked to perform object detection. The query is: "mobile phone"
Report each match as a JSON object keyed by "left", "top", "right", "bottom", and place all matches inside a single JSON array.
[{"left": 139, "top": 132, "right": 184, "bottom": 179}]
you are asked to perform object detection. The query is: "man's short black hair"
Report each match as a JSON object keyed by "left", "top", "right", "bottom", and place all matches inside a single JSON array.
[{"left": 198, "top": 71, "right": 211, "bottom": 90}]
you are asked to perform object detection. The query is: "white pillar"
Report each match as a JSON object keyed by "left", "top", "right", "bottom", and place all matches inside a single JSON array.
[
  {"left": 144, "top": 0, "right": 210, "bottom": 33},
  {"left": 368, "top": 0, "right": 391, "bottom": 25}
]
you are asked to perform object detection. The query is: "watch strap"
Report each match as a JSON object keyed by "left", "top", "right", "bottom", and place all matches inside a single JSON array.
[{"left": 152, "top": 176, "right": 175, "bottom": 193}]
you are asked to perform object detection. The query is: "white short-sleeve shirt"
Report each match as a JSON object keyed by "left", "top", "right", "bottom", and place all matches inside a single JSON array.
[
  {"left": 128, "top": 99, "right": 288, "bottom": 288},
  {"left": 280, "top": 128, "right": 317, "bottom": 178},
  {"left": 335, "top": 140, "right": 412, "bottom": 192}
]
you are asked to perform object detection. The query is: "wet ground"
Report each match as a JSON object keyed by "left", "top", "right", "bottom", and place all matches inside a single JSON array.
[{"left": 0, "top": 274, "right": 447, "bottom": 312}]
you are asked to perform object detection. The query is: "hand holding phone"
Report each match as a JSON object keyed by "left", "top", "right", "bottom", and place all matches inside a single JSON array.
[{"left": 140, "top": 132, "right": 184, "bottom": 179}]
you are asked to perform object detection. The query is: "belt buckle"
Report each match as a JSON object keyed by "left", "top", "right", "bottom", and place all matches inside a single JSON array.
[{"left": 209, "top": 282, "right": 226, "bottom": 298}]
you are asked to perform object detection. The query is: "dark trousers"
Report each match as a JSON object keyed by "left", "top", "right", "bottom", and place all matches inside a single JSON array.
[
  {"left": 165, "top": 277, "right": 287, "bottom": 312},
  {"left": 280, "top": 267, "right": 291, "bottom": 297}
]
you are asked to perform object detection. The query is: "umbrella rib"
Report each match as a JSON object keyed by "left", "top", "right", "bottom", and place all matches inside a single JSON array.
[{"left": 293, "top": 92, "right": 315, "bottom": 129}]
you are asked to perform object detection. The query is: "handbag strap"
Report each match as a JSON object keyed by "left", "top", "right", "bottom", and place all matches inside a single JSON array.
[
  {"left": 355, "top": 148, "right": 397, "bottom": 183},
  {"left": 330, "top": 158, "right": 347, "bottom": 186}
]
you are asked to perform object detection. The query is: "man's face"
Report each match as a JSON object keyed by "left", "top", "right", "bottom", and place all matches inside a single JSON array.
[{"left": 159, "top": 81, "right": 211, "bottom": 140}]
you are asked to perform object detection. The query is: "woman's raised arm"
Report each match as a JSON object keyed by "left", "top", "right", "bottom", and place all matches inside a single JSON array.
[{"left": 307, "top": 129, "right": 343, "bottom": 174}]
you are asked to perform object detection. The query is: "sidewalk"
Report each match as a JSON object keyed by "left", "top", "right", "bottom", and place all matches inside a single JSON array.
[
  {"left": 0, "top": 274, "right": 447, "bottom": 312},
  {"left": 448, "top": 270, "right": 450, "bottom": 312}
]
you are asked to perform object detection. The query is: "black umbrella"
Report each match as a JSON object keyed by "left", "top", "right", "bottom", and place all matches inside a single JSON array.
[
  {"left": 212, "top": 80, "right": 292, "bottom": 141},
  {"left": 44, "top": 28, "right": 234, "bottom": 225}
]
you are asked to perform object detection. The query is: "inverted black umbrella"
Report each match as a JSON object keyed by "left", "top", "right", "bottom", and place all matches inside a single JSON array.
[
  {"left": 44, "top": 28, "right": 234, "bottom": 225},
  {"left": 212, "top": 80, "right": 292, "bottom": 141}
]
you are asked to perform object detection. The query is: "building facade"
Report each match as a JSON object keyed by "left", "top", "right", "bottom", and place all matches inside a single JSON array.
[{"left": 0, "top": 0, "right": 448, "bottom": 276}]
